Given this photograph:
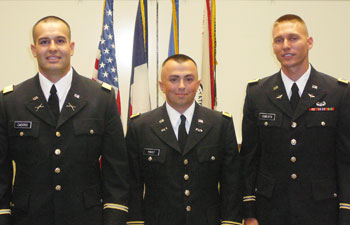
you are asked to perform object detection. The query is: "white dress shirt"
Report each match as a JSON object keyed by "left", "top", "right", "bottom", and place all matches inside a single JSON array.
[{"left": 281, "top": 64, "right": 311, "bottom": 100}]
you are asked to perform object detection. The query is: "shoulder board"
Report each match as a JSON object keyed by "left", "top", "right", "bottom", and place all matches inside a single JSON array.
[
  {"left": 130, "top": 112, "right": 141, "bottom": 119},
  {"left": 248, "top": 78, "right": 259, "bottom": 85},
  {"left": 222, "top": 111, "right": 232, "bottom": 118},
  {"left": 3, "top": 85, "right": 14, "bottom": 94},
  {"left": 102, "top": 82, "right": 112, "bottom": 91},
  {"left": 338, "top": 78, "right": 349, "bottom": 85}
]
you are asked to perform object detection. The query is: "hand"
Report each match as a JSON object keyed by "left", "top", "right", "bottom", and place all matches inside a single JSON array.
[{"left": 244, "top": 218, "right": 259, "bottom": 225}]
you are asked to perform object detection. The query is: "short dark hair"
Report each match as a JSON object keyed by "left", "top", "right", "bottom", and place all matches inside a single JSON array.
[
  {"left": 32, "top": 16, "right": 71, "bottom": 42},
  {"left": 273, "top": 14, "right": 309, "bottom": 36},
  {"left": 162, "top": 54, "right": 197, "bottom": 68}
]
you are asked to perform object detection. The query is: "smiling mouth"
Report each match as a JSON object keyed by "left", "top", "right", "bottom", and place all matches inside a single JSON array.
[
  {"left": 47, "top": 56, "right": 61, "bottom": 62},
  {"left": 282, "top": 53, "right": 294, "bottom": 57}
]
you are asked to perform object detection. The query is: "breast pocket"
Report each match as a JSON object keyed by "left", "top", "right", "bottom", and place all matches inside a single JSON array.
[
  {"left": 141, "top": 147, "right": 166, "bottom": 182},
  {"left": 197, "top": 145, "right": 222, "bottom": 180},
  {"left": 306, "top": 112, "right": 336, "bottom": 128},
  {"left": 73, "top": 119, "right": 104, "bottom": 162}
]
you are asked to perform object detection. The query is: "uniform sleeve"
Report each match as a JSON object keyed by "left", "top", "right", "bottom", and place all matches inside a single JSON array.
[
  {"left": 0, "top": 94, "right": 12, "bottom": 225},
  {"left": 336, "top": 84, "right": 350, "bottom": 225},
  {"left": 125, "top": 119, "right": 144, "bottom": 225},
  {"left": 240, "top": 85, "right": 260, "bottom": 219},
  {"left": 220, "top": 116, "right": 243, "bottom": 225},
  {"left": 101, "top": 89, "right": 130, "bottom": 225}
]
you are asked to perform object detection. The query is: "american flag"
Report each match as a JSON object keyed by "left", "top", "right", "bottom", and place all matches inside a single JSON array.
[{"left": 93, "top": 0, "right": 121, "bottom": 114}]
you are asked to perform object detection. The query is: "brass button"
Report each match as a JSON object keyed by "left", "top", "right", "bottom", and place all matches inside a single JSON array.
[
  {"left": 255, "top": 188, "right": 258, "bottom": 192},
  {"left": 185, "top": 190, "right": 190, "bottom": 196},
  {"left": 291, "top": 139, "right": 297, "bottom": 146},
  {"left": 321, "top": 121, "right": 326, "bottom": 126},
  {"left": 56, "top": 131, "right": 61, "bottom": 137},
  {"left": 291, "top": 173, "right": 297, "bottom": 180},
  {"left": 90, "top": 129, "right": 94, "bottom": 134},
  {"left": 19, "top": 131, "right": 24, "bottom": 137},
  {"left": 334, "top": 193, "right": 338, "bottom": 198},
  {"left": 290, "top": 156, "right": 296, "bottom": 163},
  {"left": 264, "top": 121, "right": 268, "bottom": 126},
  {"left": 184, "top": 159, "right": 189, "bottom": 165},
  {"left": 54, "top": 167, "right": 61, "bottom": 174},
  {"left": 55, "top": 185, "right": 62, "bottom": 191},
  {"left": 148, "top": 156, "right": 152, "bottom": 162},
  {"left": 211, "top": 156, "right": 216, "bottom": 161},
  {"left": 186, "top": 206, "right": 191, "bottom": 212},
  {"left": 54, "top": 149, "right": 61, "bottom": 156},
  {"left": 184, "top": 174, "right": 189, "bottom": 181},
  {"left": 291, "top": 122, "right": 297, "bottom": 128}
]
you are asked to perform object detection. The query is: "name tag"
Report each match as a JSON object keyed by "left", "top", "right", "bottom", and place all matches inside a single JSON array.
[
  {"left": 14, "top": 121, "right": 32, "bottom": 129},
  {"left": 259, "top": 113, "right": 276, "bottom": 121},
  {"left": 143, "top": 148, "right": 160, "bottom": 156}
]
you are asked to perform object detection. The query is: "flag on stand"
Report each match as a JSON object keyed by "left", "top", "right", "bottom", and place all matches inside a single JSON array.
[
  {"left": 197, "top": 0, "right": 217, "bottom": 109},
  {"left": 168, "top": 0, "right": 179, "bottom": 56},
  {"left": 93, "top": 0, "right": 121, "bottom": 114},
  {"left": 128, "top": 0, "right": 150, "bottom": 117}
]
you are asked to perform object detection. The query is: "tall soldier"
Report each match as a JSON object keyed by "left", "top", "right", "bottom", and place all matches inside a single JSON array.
[
  {"left": 241, "top": 14, "right": 350, "bottom": 225},
  {"left": 126, "top": 54, "right": 242, "bottom": 225},
  {"left": 0, "top": 16, "right": 129, "bottom": 225}
]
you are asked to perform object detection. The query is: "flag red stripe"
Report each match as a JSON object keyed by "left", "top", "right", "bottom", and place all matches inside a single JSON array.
[{"left": 206, "top": 0, "right": 215, "bottom": 109}]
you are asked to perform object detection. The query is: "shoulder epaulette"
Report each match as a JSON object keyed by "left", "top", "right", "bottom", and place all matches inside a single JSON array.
[
  {"left": 3, "top": 85, "right": 14, "bottom": 94},
  {"left": 130, "top": 112, "right": 141, "bottom": 119},
  {"left": 248, "top": 78, "right": 259, "bottom": 85},
  {"left": 102, "top": 82, "right": 112, "bottom": 91},
  {"left": 222, "top": 111, "right": 232, "bottom": 118},
  {"left": 338, "top": 78, "right": 349, "bottom": 85}
]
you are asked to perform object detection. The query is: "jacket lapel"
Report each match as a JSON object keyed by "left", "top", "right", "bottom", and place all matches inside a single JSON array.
[
  {"left": 150, "top": 105, "right": 182, "bottom": 154},
  {"left": 24, "top": 75, "right": 57, "bottom": 127},
  {"left": 266, "top": 73, "right": 294, "bottom": 118},
  {"left": 183, "top": 104, "right": 212, "bottom": 155},
  {"left": 57, "top": 71, "right": 87, "bottom": 128},
  {"left": 292, "top": 68, "right": 326, "bottom": 121}
]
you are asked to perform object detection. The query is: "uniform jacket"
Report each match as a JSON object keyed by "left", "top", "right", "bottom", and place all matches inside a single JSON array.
[
  {"left": 126, "top": 103, "right": 242, "bottom": 225},
  {"left": 0, "top": 70, "right": 129, "bottom": 225},
  {"left": 240, "top": 67, "right": 350, "bottom": 225}
]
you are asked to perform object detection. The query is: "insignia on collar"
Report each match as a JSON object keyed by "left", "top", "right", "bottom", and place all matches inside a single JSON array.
[
  {"left": 276, "top": 94, "right": 283, "bottom": 99},
  {"left": 273, "top": 85, "right": 279, "bottom": 90},
  {"left": 130, "top": 112, "right": 141, "bottom": 119},
  {"left": 308, "top": 93, "right": 315, "bottom": 98},
  {"left": 195, "top": 128, "right": 203, "bottom": 133},
  {"left": 248, "top": 79, "right": 259, "bottom": 85},
  {"left": 102, "top": 82, "right": 112, "bottom": 91},
  {"left": 222, "top": 111, "right": 232, "bottom": 118},
  {"left": 74, "top": 93, "right": 80, "bottom": 99},
  {"left": 35, "top": 103, "right": 44, "bottom": 112},
  {"left": 159, "top": 119, "right": 164, "bottom": 124},
  {"left": 161, "top": 127, "right": 168, "bottom": 132},
  {"left": 32, "top": 96, "right": 39, "bottom": 101},
  {"left": 66, "top": 102, "right": 76, "bottom": 111},
  {"left": 198, "top": 119, "right": 204, "bottom": 124},
  {"left": 3, "top": 85, "right": 14, "bottom": 94},
  {"left": 338, "top": 78, "right": 349, "bottom": 84},
  {"left": 312, "top": 85, "right": 318, "bottom": 89}
]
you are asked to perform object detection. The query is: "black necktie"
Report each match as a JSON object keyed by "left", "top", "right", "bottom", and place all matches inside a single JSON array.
[
  {"left": 178, "top": 115, "right": 188, "bottom": 152},
  {"left": 290, "top": 83, "right": 300, "bottom": 112},
  {"left": 48, "top": 85, "right": 59, "bottom": 121}
]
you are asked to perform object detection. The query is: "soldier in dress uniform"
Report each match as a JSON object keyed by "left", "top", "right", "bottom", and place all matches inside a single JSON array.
[
  {"left": 126, "top": 54, "right": 242, "bottom": 225},
  {"left": 0, "top": 16, "right": 129, "bottom": 225},
  {"left": 241, "top": 14, "right": 350, "bottom": 225}
]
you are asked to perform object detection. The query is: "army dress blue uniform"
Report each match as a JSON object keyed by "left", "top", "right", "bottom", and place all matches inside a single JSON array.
[
  {"left": 0, "top": 70, "right": 129, "bottom": 225},
  {"left": 126, "top": 103, "right": 242, "bottom": 225},
  {"left": 240, "top": 66, "right": 350, "bottom": 225}
]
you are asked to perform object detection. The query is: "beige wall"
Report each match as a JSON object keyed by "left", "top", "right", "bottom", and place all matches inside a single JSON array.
[{"left": 1, "top": 0, "right": 350, "bottom": 141}]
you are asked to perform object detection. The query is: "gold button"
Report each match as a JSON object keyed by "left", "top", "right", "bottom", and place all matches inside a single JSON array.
[
  {"left": 211, "top": 156, "right": 216, "bottom": 161},
  {"left": 184, "top": 159, "right": 189, "bottom": 165},
  {"left": 148, "top": 156, "right": 152, "bottom": 162},
  {"left": 185, "top": 190, "right": 190, "bottom": 196},
  {"left": 290, "top": 156, "right": 296, "bottom": 163},
  {"left": 54, "top": 167, "right": 61, "bottom": 174},
  {"left": 291, "top": 122, "right": 297, "bottom": 128},
  {"left": 186, "top": 206, "right": 191, "bottom": 212},
  {"left": 291, "top": 173, "right": 297, "bottom": 179},
  {"left": 334, "top": 193, "right": 338, "bottom": 198},
  {"left": 54, "top": 149, "right": 61, "bottom": 156},
  {"left": 19, "top": 131, "right": 24, "bottom": 137},
  {"left": 184, "top": 174, "right": 189, "bottom": 181},
  {"left": 55, "top": 185, "right": 62, "bottom": 191},
  {"left": 264, "top": 121, "right": 268, "bottom": 126},
  {"left": 56, "top": 131, "right": 61, "bottom": 137},
  {"left": 321, "top": 121, "right": 326, "bottom": 126},
  {"left": 291, "top": 139, "right": 297, "bottom": 146},
  {"left": 90, "top": 129, "right": 94, "bottom": 134}
]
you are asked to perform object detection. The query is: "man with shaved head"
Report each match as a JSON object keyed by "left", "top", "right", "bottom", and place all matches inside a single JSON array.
[{"left": 240, "top": 14, "right": 350, "bottom": 225}]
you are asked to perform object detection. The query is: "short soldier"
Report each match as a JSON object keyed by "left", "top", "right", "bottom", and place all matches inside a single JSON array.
[
  {"left": 126, "top": 54, "right": 242, "bottom": 225},
  {"left": 241, "top": 14, "right": 350, "bottom": 225},
  {"left": 0, "top": 16, "right": 129, "bottom": 225}
]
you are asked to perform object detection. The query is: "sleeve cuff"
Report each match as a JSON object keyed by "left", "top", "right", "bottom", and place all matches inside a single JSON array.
[
  {"left": 340, "top": 203, "right": 350, "bottom": 210},
  {"left": 243, "top": 195, "right": 256, "bottom": 202},
  {"left": 127, "top": 221, "right": 144, "bottom": 225},
  {"left": 103, "top": 203, "right": 128, "bottom": 213},
  {"left": 221, "top": 221, "right": 242, "bottom": 225},
  {"left": 0, "top": 209, "right": 11, "bottom": 215}
]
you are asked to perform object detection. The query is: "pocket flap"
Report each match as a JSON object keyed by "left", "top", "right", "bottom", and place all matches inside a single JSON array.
[
  {"left": 197, "top": 145, "right": 221, "bottom": 163},
  {"left": 74, "top": 119, "right": 104, "bottom": 135}
]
